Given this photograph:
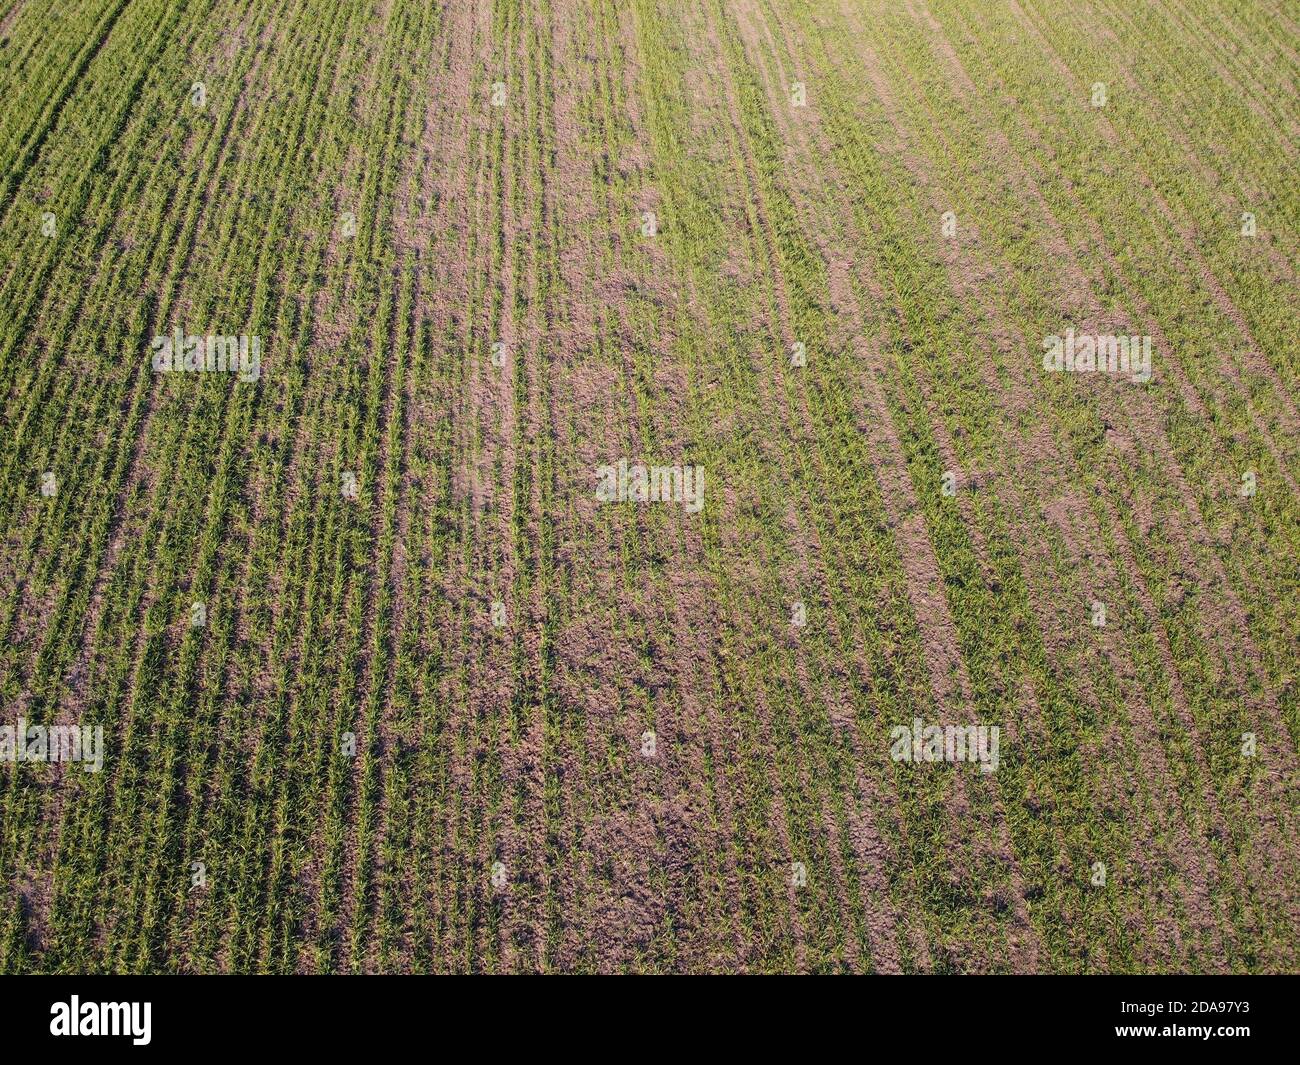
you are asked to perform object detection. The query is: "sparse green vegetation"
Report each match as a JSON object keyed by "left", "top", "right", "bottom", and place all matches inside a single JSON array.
[{"left": 0, "top": 0, "right": 1295, "bottom": 973}]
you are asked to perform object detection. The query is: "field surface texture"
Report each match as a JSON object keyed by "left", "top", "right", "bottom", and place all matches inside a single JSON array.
[{"left": 0, "top": 0, "right": 1297, "bottom": 974}]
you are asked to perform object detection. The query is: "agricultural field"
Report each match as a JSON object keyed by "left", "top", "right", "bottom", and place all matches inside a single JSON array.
[{"left": 0, "top": 0, "right": 1296, "bottom": 975}]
